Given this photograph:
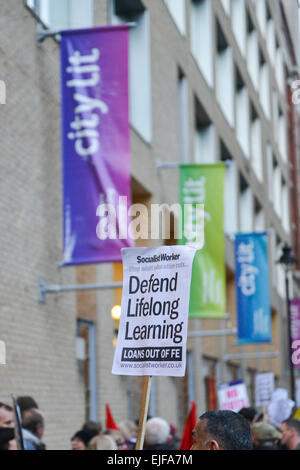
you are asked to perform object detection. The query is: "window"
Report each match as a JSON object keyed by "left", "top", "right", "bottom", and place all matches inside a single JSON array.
[
  {"left": 273, "top": 158, "right": 281, "bottom": 216},
  {"left": 247, "top": 13, "right": 259, "bottom": 90},
  {"left": 278, "top": 110, "right": 287, "bottom": 161},
  {"left": 190, "top": 0, "right": 213, "bottom": 86},
  {"left": 149, "top": 377, "right": 157, "bottom": 417},
  {"left": 164, "top": 0, "right": 186, "bottom": 35},
  {"left": 245, "top": 368, "right": 256, "bottom": 406},
  {"left": 194, "top": 96, "right": 215, "bottom": 163},
  {"left": 275, "top": 41, "right": 285, "bottom": 94},
  {"left": 110, "top": 0, "right": 152, "bottom": 143},
  {"left": 239, "top": 174, "right": 253, "bottom": 232},
  {"left": 235, "top": 67, "right": 250, "bottom": 157},
  {"left": 187, "top": 351, "right": 195, "bottom": 405},
  {"left": 266, "top": 144, "right": 273, "bottom": 200},
  {"left": 77, "top": 320, "right": 98, "bottom": 421},
  {"left": 203, "top": 357, "right": 218, "bottom": 411},
  {"left": 232, "top": 0, "right": 247, "bottom": 56},
  {"left": 254, "top": 199, "right": 265, "bottom": 232},
  {"left": 250, "top": 105, "right": 263, "bottom": 181},
  {"left": 259, "top": 50, "right": 270, "bottom": 119},
  {"left": 272, "top": 90, "right": 279, "bottom": 139},
  {"left": 27, "top": 0, "right": 94, "bottom": 30},
  {"left": 178, "top": 69, "right": 190, "bottom": 162},
  {"left": 221, "top": 141, "right": 238, "bottom": 234},
  {"left": 256, "top": 0, "right": 267, "bottom": 37},
  {"left": 281, "top": 180, "right": 290, "bottom": 233},
  {"left": 225, "top": 362, "right": 240, "bottom": 382},
  {"left": 220, "top": 0, "right": 230, "bottom": 15},
  {"left": 273, "top": 101, "right": 287, "bottom": 160},
  {"left": 216, "top": 22, "right": 234, "bottom": 127},
  {"left": 266, "top": 10, "right": 276, "bottom": 64},
  {"left": 276, "top": 239, "right": 285, "bottom": 298}
]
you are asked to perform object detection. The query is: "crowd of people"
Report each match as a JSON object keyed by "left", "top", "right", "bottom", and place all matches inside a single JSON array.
[
  {"left": 0, "top": 396, "right": 300, "bottom": 450},
  {"left": 191, "top": 408, "right": 300, "bottom": 450}
]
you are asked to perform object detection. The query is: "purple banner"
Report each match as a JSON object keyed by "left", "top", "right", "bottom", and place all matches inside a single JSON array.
[
  {"left": 60, "top": 26, "right": 132, "bottom": 265},
  {"left": 290, "top": 299, "right": 300, "bottom": 369}
]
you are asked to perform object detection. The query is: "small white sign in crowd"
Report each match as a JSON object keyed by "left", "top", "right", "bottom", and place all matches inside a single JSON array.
[
  {"left": 218, "top": 380, "right": 249, "bottom": 412},
  {"left": 255, "top": 372, "right": 275, "bottom": 408}
]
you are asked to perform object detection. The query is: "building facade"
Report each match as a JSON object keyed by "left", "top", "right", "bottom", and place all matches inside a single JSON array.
[{"left": 0, "top": 0, "right": 299, "bottom": 449}]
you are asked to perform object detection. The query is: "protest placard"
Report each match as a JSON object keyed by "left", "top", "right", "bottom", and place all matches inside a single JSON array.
[
  {"left": 218, "top": 380, "right": 249, "bottom": 412},
  {"left": 268, "top": 388, "right": 295, "bottom": 428},
  {"left": 112, "top": 245, "right": 196, "bottom": 377},
  {"left": 255, "top": 372, "right": 275, "bottom": 408}
]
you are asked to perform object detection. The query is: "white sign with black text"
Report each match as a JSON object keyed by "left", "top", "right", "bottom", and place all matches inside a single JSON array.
[
  {"left": 255, "top": 372, "right": 275, "bottom": 408},
  {"left": 112, "top": 245, "right": 196, "bottom": 377}
]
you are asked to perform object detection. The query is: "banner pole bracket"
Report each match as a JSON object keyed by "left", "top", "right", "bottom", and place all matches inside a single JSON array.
[
  {"left": 39, "top": 278, "right": 123, "bottom": 304},
  {"left": 37, "top": 22, "right": 61, "bottom": 44},
  {"left": 37, "top": 22, "right": 137, "bottom": 44},
  {"left": 156, "top": 159, "right": 232, "bottom": 170},
  {"left": 156, "top": 159, "right": 180, "bottom": 170}
]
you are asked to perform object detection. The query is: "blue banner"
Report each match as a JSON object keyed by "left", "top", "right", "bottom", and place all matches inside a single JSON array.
[{"left": 235, "top": 233, "right": 272, "bottom": 343}]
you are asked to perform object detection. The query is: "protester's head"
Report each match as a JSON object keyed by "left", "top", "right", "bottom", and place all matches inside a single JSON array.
[
  {"left": 191, "top": 410, "right": 253, "bottom": 450},
  {"left": 144, "top": 417, "right": 170, "bottom": 447},
  {"left": 104, "top": 429, "right": 127, "bottom": 450},
  {"left": 0, "top": 428, "right": 17, "bottom": 450},
  {"left": 118, "top": 420, "right": 138, "bottom": 441},
  {"left": 0, "top": 403, "right": 14, "bottom": 429},
  {"left": 82, "top": 420, "right": 102, "bottom": 434},
  {"left": 280, "top": 418, "right": 300, "bottom": 450},
  {"left": 71, "top": 429, "right": 98, "bottom": 450},
  {"left": 238, "top": 407, "right": 257, "bottom": 426},
  {"left": 22, "top": 409, "right": 45, "bottom": 439},
  {"left": 16, "top": 396, "right": 38, "bottom": 415},
  {"left": 252, "top": 422, "right": 282, "bottom": 447},
  {"left": 89, "top": 434, "right": 118, "bottom": 450}
]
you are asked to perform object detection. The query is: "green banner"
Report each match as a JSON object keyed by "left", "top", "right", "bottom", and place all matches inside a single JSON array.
[{"left": 179, "top": 163, "right": 226, "bottom": 318}]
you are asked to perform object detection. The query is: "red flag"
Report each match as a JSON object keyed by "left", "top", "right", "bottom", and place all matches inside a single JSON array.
[
  {"left": 179, "top": 401, "right": 196, "bottom": 450},
  {"left": 105, "top": 403, "right": 119, "bottom": 431}
]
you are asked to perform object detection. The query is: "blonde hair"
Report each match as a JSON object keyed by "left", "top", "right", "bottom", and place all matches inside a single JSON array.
[{"left": 89, "top": 434, "right": 117, "bottom": 450}]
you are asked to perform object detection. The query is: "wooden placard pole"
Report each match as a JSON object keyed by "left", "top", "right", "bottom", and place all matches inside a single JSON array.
[
  {"left": 135, "top": 376, "right": 152, "bottom": 450},
  {"left": 262, "top": 405, "right": 268, "bottom": 420}
]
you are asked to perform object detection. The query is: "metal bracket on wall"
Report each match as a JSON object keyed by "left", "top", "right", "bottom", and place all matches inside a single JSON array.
[
  {"left": 224, "top": 352, "right": 279, "bottom": 361},
  {"left": 37, "top": 28, "right": 61, "bottom": 44},
  {"left": 39, "top": 278, "right": 123, "bottom": 304},
  {"left": 188, "top": 328, "right": 237, "bottom": 338}
]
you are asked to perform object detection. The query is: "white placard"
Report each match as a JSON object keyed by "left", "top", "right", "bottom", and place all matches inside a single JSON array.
[
  {"left": 255, "top": 372, "right": 275, "bottom": 408},
  {"left": 218, "top": 380, "right": 250, "bottom": 412},
  {"left": 112, "top": 245, "right": 196, "bottom": 377},
  {"left": 268, "top": 388, "right": 295, "bottom": 428}
]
